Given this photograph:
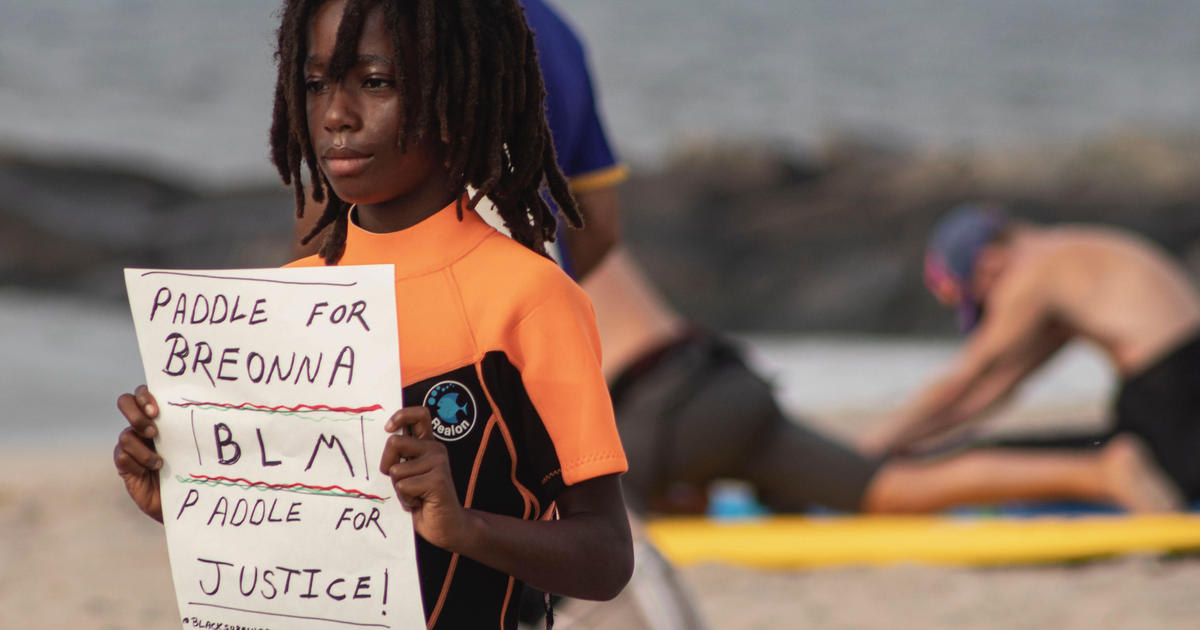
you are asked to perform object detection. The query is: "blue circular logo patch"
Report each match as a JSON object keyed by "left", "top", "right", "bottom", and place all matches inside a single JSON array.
[{"left": 423, "top": 380, "right": 478, "bottom": 442}]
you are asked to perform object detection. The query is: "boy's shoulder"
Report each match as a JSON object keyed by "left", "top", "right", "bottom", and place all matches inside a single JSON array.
[
  {"left": 460, "top": 231, "right": 591, "bottom": 310},
  {"left": 474, "top": 229, "right": 581, "bottom": 280}
]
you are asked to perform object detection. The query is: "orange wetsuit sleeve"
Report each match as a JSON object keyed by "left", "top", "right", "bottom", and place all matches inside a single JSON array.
[{"left": 508, "top": 280, "right": 628, "bottom": 486}]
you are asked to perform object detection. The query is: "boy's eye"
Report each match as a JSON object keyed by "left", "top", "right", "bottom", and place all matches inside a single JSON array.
[
  {"left": 362, "top": 77, "right": 395, "bottom": 90},
  {"left": 305, "top": 78, "right": 328, "bottom": 94}
]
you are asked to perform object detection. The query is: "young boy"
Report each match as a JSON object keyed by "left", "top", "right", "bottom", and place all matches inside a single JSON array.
[{"left": 113, "top": 1, "right": 633, "bottom": 628}]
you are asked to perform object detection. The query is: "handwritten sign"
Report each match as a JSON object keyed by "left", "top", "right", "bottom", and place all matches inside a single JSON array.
[{"left": 124, "top": 266, "right": 424, "bottom": 630}]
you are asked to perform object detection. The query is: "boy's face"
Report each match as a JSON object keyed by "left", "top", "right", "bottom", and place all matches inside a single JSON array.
[{"left": 305, "top": 0, "right": 438, "bottom": 207}]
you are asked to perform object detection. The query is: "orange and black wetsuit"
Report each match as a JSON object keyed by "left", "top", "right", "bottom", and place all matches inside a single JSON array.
[{"left": 288, "top": 200, "right": 627, "bottom": 629}]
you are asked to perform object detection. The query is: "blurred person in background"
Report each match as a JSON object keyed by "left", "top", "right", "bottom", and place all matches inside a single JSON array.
[
  {"left": 515, "top": 32, "right": 1192, "bottom": 520},
  {"left": 862, "top": 203, "right": 1197, "bottom": 511}
]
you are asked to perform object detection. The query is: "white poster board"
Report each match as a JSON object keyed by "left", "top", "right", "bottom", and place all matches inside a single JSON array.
[{"left": 124, "top": 266, "right": 424, "bottom": 630}]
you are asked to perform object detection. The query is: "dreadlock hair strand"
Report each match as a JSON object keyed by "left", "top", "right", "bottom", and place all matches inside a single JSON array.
[
  {"left": 379, "top": 1, "right": 409, "bottom": 154},
  {"left": 413, "top": 0, "right": 436, "bottom": 143}
]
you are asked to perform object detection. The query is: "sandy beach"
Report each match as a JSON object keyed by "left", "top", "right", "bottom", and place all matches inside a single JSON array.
[
  {"left": 4, "top": 413, "right": 1198, "bottom": 629},
  {"left": 3, "top": 318, "right": 1196, "bottom": 629}
]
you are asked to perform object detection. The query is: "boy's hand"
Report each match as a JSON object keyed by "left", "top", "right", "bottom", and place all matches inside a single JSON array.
[
  {"left": 380, "top": 406, "right": 472, "bottom": 551},
  {"left": 114, "top": 385, "right": 165, "bottom": 522}
]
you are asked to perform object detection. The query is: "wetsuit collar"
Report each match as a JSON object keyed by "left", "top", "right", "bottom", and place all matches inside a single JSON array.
[{"left": 339, "top": 197, "right": 495, "bottom": 277}]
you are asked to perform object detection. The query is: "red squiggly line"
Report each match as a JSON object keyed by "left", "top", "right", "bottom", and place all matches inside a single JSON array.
[
  {"left": 189, "top": 474, "right": 387, "bottom": 501},
  {"left": 171, "top": 400, "right": 383, "bottom": 413}
]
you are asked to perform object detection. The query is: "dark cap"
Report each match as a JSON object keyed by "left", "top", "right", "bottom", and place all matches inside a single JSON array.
[{"left": 923, "top": 203, "right": 1009, "bottom": 333}]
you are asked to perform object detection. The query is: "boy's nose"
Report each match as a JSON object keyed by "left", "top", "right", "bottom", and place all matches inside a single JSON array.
[{"left": 323, "top": 87, "right": 360, "bottom": 131}]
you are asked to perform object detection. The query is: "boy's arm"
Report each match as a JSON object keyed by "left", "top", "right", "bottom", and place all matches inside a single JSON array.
[
  {"left": 381, "top": 407, "right": 633, "bottom": 601},
  {"left": 562, "top": 184, "right": 622, "bottom": 281},
  {"left": 861, "top": 268, "right": 1061, "bottom": 456},
  {"left": 460, "top": 474, "right": 632, "bottom": 600}
]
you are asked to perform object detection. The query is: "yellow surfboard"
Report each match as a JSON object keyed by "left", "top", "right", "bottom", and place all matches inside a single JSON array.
[{"left": 646, "top": 514, "right": 1200, "bottom": 568}]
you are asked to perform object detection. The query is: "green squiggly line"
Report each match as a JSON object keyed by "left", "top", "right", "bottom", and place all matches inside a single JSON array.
[{"left": 182, "top": 404, "right": 375, "bottom": 423}]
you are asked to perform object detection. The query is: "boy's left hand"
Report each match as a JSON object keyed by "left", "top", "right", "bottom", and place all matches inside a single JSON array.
[{"left": 380, "top": 406, "right": 472, "bottom": 550}]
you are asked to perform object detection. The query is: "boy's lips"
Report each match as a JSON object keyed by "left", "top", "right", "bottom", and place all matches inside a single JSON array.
[{"left": 323, "top": 148, "right": 372, "bottom": 177}]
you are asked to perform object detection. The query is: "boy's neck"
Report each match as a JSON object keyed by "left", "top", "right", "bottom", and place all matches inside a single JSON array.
[{"left": 354, "top": 179, "right": 462, "bottom": 234}]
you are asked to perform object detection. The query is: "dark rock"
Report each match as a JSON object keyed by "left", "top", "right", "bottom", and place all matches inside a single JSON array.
[
  {"left": 0, "top": 156, "right": 295, "bottom": 302},
  {"left": 3, "top": 129, "right": 1198, "bottom": 335}
]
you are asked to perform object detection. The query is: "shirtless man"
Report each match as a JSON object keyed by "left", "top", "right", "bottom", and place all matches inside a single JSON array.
[{"left": 862, "top": 202, "right": 1198, "bottom": 510}]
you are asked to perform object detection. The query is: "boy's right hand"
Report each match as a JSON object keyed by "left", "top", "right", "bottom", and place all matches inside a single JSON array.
[{"left": 114, "top": 385, "right": 165, "bottom": 523}]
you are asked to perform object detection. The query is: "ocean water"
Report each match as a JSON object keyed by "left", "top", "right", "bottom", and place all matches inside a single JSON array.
[
  {"left": 0, "top": 289, "right": 1112, "bottom": 448},
  {"left": 1, "top": 290, "right": 143, "bottom": 448},
  {"left": 0, "top": 0, "right": 1198, "bottom": 187}
]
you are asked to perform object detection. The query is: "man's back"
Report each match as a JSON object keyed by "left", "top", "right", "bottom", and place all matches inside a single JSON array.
[{"left": 1009, "top": 225, "right": 1200, "bottom": 374}]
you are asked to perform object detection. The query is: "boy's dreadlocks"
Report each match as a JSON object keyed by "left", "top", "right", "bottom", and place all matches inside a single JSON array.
[{"left": 269, "top": 0, "right": 581, "bottom": 264}]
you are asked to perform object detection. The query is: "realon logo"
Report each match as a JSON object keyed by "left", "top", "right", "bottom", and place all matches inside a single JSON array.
[{"left": 424, "top": 381, "right": 478, "bottom": 442}]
